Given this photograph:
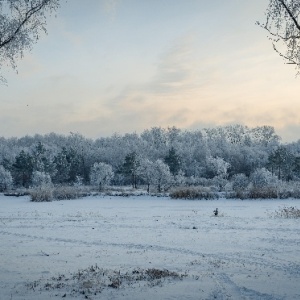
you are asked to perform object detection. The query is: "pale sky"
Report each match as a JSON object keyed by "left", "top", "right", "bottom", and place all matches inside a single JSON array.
[{"left": 1, "top": 0, "right": 300, "bottom": 142}]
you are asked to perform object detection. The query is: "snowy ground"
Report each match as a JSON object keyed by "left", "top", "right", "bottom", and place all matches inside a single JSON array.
[{"left": 0, "top": 194, "right": 300, "bottom": 300}]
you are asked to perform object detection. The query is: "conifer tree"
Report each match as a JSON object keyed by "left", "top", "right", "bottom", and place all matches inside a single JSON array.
[{"left": 164, "top": 147, "right": 181, "bottom": 176}]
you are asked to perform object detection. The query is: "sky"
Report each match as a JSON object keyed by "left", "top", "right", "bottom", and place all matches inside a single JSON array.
[{"left": 1, "top": 0, "right": 300, "bottom": 142}]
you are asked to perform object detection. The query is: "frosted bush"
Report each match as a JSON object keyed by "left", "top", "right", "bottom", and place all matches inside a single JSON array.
[
  {"left": 232, "top": 173, "right": 249, "bottom": 191},
  {"left": 152, "top": 159, "right": 173, "bottom": 192},
  {"left": 173, "top": 170, "right": 186, "bottom": 186},
  {"left": 90, "top": 162, "right": 114, "bottom": 191},
  {"left": 52, "top": 186, "right": 82, "bottom": 200},
  {"left": 248, "top": 186, "right": 277, "bottom": 199},
  {"left": 227, "top": 173, "right": 250, "bottom": 198},
  {"left": 74, "top": 176, "right": 84, "bottom": 187},
  {"left": 291, "top": 183, "right": 300, "bottom": 199},
  {"left": 29, "top": 186, "right": 53, "bottom": 202},
  {"left": 206, "top": 156, "right": 230, "bottom": 178},
  {"left": 277, "top": 181, "right": 300, "bottom": 199},
  {"left": 209, "top": 176, "right": 228, "bottom": 191},
  {"left": 32, "top": 171, "right": 52, "bottom": 187},
  {"left": 170, "top": 186, "right": 218, "bottom": 200},
  {"left": 250, "top": 168, "right": 277, "bottom": 188},
  {"left": 0, "top": 165, "right": 13, "bottom": 191}
]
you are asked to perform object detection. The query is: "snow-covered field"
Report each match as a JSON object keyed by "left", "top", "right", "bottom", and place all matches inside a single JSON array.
[{"left": 0, "top": 194, "right": 299, "bottom": 300}]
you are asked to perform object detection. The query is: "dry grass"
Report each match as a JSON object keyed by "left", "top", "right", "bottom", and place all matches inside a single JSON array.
[
  {"left": 29, "top": 187, "right": 53, "bottom": 202},
  {"left": 274, "top": 206, "right": 300, "bottom": 219},
  {"left": 52, "top": 186, "right": 82, "bottom": 200},
  {"left": 29, "top": 185, "right": 91, "bottom": 202},
  {"left": 26, "top": 265, "right": 185, "bottom": 298},
  {"left": 170, "top": 186, "right": 218, "bottom": 200},
  {"left": 248, "top": 186, "right": 277, "bottom": 199}
]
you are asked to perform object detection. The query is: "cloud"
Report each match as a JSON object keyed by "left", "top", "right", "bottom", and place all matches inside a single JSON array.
[
  {"left": 148, "top": 34, "right": 197, "bottom": 93},
  {"left": 2, "top": 8, "right": 300, "bottom": 142},
  {"left": 77, "top": 29, "right": 299, "bottom": 141}
]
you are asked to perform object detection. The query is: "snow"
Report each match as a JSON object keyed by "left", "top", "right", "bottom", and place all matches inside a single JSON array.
[{"left": 0, "top": 194, "right": 299, "bottom": 300}]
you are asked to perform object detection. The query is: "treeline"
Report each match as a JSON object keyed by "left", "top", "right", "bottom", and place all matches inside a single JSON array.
[{"left": 0, "top": 125, "right": 300, "bottom": 192}]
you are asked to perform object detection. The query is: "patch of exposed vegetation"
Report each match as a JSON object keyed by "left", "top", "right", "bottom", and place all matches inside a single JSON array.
[
  {"left": 170, "top": 186, "right": 218, "bottom": 200},
  {"left": 29, "top": 185, "right": 91, "bottom": 202},
  {"left": 273, "top": 206, "right": 300, "bottom": 219},
  {"left": 26, "top": 265, "right": 186, "bottom": 298}
]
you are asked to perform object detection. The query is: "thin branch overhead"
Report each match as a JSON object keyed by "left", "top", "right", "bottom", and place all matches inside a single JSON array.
[
  {"left": 259, "top": 0, "right": 300, "bottom": 72},
  {"left": 0, "top": 0, "right": 61, "bottom": 83}
]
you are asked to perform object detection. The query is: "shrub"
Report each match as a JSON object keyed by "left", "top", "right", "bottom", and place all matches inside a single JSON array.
[
  {"left": 170, "top": 186, "right": 218, "bottom": 200},
  {"left": 275, "top": 181, "right": 300, "bottom": 199},
  {"left": 232, "top": 173, "right": 249, "bottom": 192},
  {"left": 52, "top": 186, "right": 82, "bottom": 200},
  {"left": 250, "top": 168, "right": 277, "bottom": 188},
  {"left": 248, "top": 186, "right": 277, "bottom": 199},
  {"left": 196, "top": 177, "right": 209, "bottom": 186},
  {"left": 0, "top": 165, "right": 13, "bottom": 192},
  {"left": 29, "top": 186, "right": 53, "bottom": 202},
  {"left": 29, "top": 185, "right": 90, "bottom": 202},
  {"left": 32, "top": 171, "right": 52, "bottom": 187},
  {"left": 291, "top": 185, "right": 300, "bottom": 198},
  {"left": 277, "top": 182, "right": 292, "bottom": 199},
  {"left": 226, "top": 190, "right": 249, "bottom": 199},
  {"left": 209, "top": 176, "right": 228, "bottom": 192}
]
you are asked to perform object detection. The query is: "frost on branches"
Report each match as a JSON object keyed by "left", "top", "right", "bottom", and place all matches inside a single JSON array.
[
  {"left": 0, "top": 0, "right": 60, "bottom": 82},
  {"left": 0, "top": 165, "right": 13, "bottom": 191},
  {"left": 31, "top": 170, "right": 52, "bottom": 187},
  {"left": 258, "top": 0, "right": 300, "bottom": 71},
  {"left": 90, "top": 162, "right": 114, "bottom": 191},
  {"left": 137, "top": 158, "right": 173, "bottom": 193},
  {"left": 250, "top": 168, "right": 278, "bottom": 188}
]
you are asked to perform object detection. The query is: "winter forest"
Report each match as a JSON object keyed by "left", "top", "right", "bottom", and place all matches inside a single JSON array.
[{"left": 1, "top": 124, "right": 300, "bottom": 199}]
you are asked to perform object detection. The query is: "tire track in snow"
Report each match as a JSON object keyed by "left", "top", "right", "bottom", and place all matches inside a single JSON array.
[
  {"left": 0, "top": 229, "right": 298, "bottom": 278},
  {"left": 211, "top": 273, "right": 283, "bottom": 300}
]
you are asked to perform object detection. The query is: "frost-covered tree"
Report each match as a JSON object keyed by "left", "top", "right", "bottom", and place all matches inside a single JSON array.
[
  {"left": 64, "top": 147, "right": 83, "bottom": 183},
  {"left": 90, "top": 162, "right": 114, "bottom": 191},
  {"left": 173, "top": 169, "right": 186, "bottom": 186},
  {"left": 137, "top": 158, "right": 155, "bottom": 193},
  {"left": 250, "top": 168, "right": 278, "bottom": 188},
  {"left": 53, "top": 148, "right": 71, "bottom": 183},
  {"left": 0, "top": 0, "right": 60, "bottom": 82},
  {"left": 0, "top": 125, "right": 297, "bottom": 188},
  {"left": 267, "top": 146, "right": 294, "bottom": 180},
  {"left": 164, "top": 147, "right": 181, "bottom": 176},
  {"left": 152, "top": 159, "right": 172, "bottom": 192},
  {"left": 0, "top": 165, "right": 13, "bottom": 191},
  {"left": 120, "top": 152, "right": 140, "bottom": 188},
  {"left": 66, "top": 133, "right": 95, "bottom": 183},
  {"left": 12, "top": 150, "right": 33, "bottom": 187},
  {"left": 206, "top": 156, "right": 230, "bottom": 179},
  {"left": 293, "top": 155, "right": 300, "bottom": 179},
  {"left": 31, "top": 142, "right": 56, "bottom": 177},
  {"left": 31, "top": 170, "right": 52, "bottom": 187},
  {"left": 140, "top": 127, "right": 168, "bottom": 160},
  {"left": 232, "top": 173, "right": 249, "bottom": 192},
  {"left": 258, "top": 0, "right": 300, "bottom": 72}
]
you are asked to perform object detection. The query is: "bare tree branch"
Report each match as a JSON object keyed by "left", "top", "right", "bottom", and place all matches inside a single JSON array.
[
  {"left": 0, "top": 0, "right": 61, "bottom": 83},
  {"left": 259, "top": 0, "right": 300, "bottom": 72},
  {"left": 278, "top": 0, "right": 300, "bottom": 31},
  {"left": 0, "top": 1, "right": 49, "bottom": 49}
]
